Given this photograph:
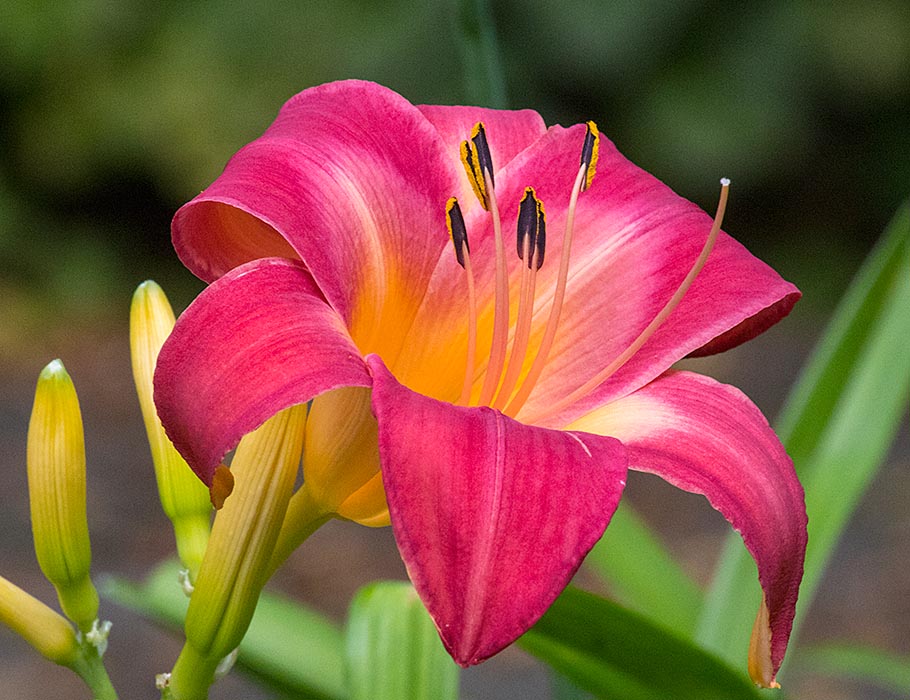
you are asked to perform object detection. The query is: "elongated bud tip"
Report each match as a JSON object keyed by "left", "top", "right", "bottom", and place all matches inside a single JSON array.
[
  {"left": 130, "top": 280, "right": 176, "bottom": 345},
  {"left": 39, "top": 358, "right": 67, "bottom": 382},
  {"left": 133, "top": 278, "right": 163, "bottom": 297}
]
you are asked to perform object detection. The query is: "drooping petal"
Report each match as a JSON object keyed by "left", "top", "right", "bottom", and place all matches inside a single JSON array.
[
  {"left": 172, "top": 80, "right": 463, "bottom": 364},
  {"left": 367, "top": 355, "right": 628, "bottom": 666},
  {"left": 154, "top": 257, "right": 370, "bottom": 485},
  {"left": 567, "top": 370, "right": 807, "bottom": 685},
  {"left": 418, "top": 123, "right": 798, "bottom": 425}
]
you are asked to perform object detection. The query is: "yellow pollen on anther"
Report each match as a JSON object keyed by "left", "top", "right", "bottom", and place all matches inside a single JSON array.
[
  {"left": 460, "top": 122, "right": 494, "bottom": 211},
  {"left": 460, "top": 141, "right": 488, "bottom": 210},
  {"left": 581, "top": 121, "right": 600, "bottom": 192}
]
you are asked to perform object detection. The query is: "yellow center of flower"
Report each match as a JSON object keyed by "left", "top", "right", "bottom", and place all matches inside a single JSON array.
[{"left": 448, "top": 121, "right": 730, "bottom": 417}]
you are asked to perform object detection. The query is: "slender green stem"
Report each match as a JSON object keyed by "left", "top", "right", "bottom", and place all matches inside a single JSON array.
[
  {"left": 163, "top": 644, "right": 221, "bottom": 700},
  {"left": 71, "top": 640, "right": 118, "bottom": 700}
]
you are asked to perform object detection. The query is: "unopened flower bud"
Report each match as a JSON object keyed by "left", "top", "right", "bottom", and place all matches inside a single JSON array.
[
  {"left": 0, "top": 575, "right": 79, "bottom": 666},
  {"left": 168, "top": 404, "right": 306, "bottom": 698},
  {"left": 26, "top": 360, "right": 99, "bottom": 632},
  {"left": 131, "top": 281, "right": 212, "bottom": 579}
]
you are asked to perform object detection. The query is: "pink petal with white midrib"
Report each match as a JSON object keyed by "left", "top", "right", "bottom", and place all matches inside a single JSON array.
[
  {"left": 368, "top": 355, "right": 628, "bottom": 665},
  {"left": 568, "top": 370, "right": 807, "bottom": 684}
]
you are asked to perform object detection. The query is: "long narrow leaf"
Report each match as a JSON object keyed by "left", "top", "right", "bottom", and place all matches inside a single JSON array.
[
  {"left": 584, "top": 501, "right": 702, "bottom": 636},
  {"left": 345, "top": 581, "right": 459, "bottom": 700},
  {"left": 103, "top": 561, "right": 346, "bottom": 700},
  {"left": 798, "top": 644, "right": 910, "bottom": 696},
  {"left": 520, "top": 587, "right": 764, "bottom": 700},
  {"left": 697, "top": 203, "right": 910, "bottom": 670}
]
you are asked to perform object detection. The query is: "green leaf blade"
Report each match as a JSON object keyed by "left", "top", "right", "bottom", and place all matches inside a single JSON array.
[
  {"left": 584, "top": 501, "right": 702, "bottom": 637},
  {"left": 521, "top": 587, "right": 764, "bottom": 700},
  {"left": 345, "top": 581, "right": 459, "bottom": 700},
  {"left": 798, "top": 644, "right": 910, "bottom": 696}
]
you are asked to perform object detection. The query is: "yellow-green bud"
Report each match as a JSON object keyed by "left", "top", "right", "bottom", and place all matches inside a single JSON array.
[
  {"left": 168, "top": 404, "right": 307, "bottom": 699},
  {"left": 26, "top": 359, "right": 98, "bottom": 631},
  {"left": 0, "top": 575, "right": 79, "bottom": 666},
  {"left": 130, "top": 281, "right": 212, "bottom": 579}
]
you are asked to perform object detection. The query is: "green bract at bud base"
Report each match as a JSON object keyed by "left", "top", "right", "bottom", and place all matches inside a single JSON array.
[
  {"left": 131, "top": 281, "right": 212, "bottom": 580},
  {"left": 26, "top": 360, "right": 99, "bottom": 632}
]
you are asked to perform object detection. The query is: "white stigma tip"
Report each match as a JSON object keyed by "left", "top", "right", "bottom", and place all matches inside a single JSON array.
[{"left": 720, "top": 177, "right": 731, "bottom": 186}]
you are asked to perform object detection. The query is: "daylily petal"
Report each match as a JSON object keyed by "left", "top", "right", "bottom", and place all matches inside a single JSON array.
[
  {"left": 395, "top": 123, "right": 798, "bottom": 417},
  {"left": 154, "top": 257, "right": 370, "bottom": 485},
  {"left": 512, "top": 126, "right": 798, "bottom": 424},
  {"left": 567, "top": 370, "right": 806, "bottom": 685},
  {"left": 172, "top": 80, "right": 463, "bottom": 364},
  {"left": 367, "top": 355, "right": 628, "bottom": 666}
]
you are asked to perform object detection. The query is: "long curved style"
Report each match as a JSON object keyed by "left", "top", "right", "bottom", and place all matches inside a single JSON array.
[{"left": 154, "top": 80, "right": 805, "bottom": 686}]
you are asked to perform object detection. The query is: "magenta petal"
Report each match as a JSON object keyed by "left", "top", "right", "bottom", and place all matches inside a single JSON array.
[
  {"left": 154, "top": 257, "right": 370, "bottom": 485},
  {"left": 570, "top": 370, "right": 806, "bottom": 682},
  {"left": 458, "top": 123, "right": 800, "bottom": 426},
  {"left": 367, "top": 355, "right": 628, "bottom": 665},
  {"left": 172, "top": 80, "right": 461, "bottom": 333},
  {"left": 417, "top": 103, "right": 546, "bottom": 170}
]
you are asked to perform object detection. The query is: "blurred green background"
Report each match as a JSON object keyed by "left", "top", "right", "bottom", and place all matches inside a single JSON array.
[
  {"left": 1, "top": 1, "right": 908, "bottom": 699},
  {"left": 3, "top": 0, "right": 909, "bottom": 341}
]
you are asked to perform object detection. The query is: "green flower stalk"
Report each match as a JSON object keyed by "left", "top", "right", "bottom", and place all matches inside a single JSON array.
[
  {"left": 26, "top": 360, "right": 99, "bottom": 632},
  {"left": 0, "top": 574, "right": 79, "bottom": 666},
  {"left": 164, "top": 403, "right": 306, "bottom": 700},
  {"left": 131, "top": 281, "right": 212, "bottom": 581}
]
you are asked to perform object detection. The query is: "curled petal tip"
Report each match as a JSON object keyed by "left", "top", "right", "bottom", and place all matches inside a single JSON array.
[
  {"left": 748, "top": 596, "right": 781, "bottom": 689},
  {"left": 209, "top": 464, "right": 234, "bottom": 509}
]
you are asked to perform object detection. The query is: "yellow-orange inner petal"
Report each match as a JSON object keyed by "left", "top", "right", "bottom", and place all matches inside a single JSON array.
[{"left": 302, "top": 386, "right": 388, "bottom": 526}]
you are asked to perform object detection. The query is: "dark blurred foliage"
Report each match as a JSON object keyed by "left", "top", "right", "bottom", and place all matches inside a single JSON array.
[
  {"left": 2, "top": 0, "right": 909, "bottom": 352},
  {"left": 1, "top": 3, "right": 908, "bottom": 699}
]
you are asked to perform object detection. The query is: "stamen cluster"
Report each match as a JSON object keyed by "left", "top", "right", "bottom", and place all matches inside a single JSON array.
[{"left": 446, "top": 121, "right": 730, "bottom": 418}]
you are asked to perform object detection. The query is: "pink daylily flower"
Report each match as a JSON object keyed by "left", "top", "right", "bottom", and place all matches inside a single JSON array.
[{"left": 154, "top": 80, "right": 806, "bottom": 685}]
